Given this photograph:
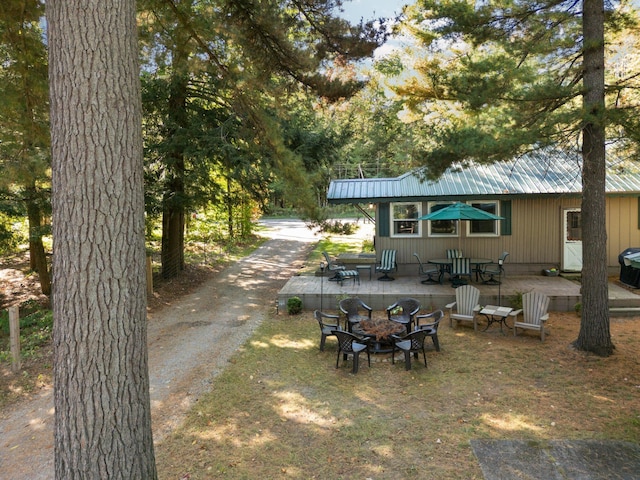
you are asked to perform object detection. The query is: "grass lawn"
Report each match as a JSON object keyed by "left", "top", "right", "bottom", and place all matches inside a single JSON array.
[{"left": 155, "top": 310, "right": 640, "bottom": 479}]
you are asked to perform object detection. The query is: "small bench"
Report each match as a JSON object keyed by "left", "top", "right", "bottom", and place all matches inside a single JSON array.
[{"left": 337, "top": 269, "right": 360, "bottom": 286}]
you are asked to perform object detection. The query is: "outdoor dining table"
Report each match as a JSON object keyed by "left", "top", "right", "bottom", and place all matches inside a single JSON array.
[
  {"left": 479, "top": 305, "right": 513, "bottom": 333},
  {"left": 428, "top": 258, "right": 492, "bottom": 284},
  {"left": 352, "top": 317, "right": 405, "bottom": 354}
]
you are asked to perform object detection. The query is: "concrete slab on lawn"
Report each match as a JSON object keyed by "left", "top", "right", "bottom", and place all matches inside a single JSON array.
[{"left": 471, "top": 439, "right": 640, "bottom": 480}]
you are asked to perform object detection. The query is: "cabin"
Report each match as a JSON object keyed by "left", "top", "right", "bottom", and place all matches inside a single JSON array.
[{"left": 327, "top": 149, "right": 640, "bottom": 275}]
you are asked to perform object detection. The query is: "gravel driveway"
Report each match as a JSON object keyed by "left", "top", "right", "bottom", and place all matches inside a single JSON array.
[{"left": 0, "top": 219, "right": 317, "bottom": 479}]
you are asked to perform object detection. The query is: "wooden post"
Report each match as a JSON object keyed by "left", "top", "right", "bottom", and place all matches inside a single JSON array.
[
  {"left": 9, "top": 306, "right": 20, "bottom": 373},
  {"left": 146, "top": 255, "right": 153, "bottom": 296}
]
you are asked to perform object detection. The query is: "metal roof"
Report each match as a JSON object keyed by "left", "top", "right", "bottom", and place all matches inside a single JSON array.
[{"left": 327, "top": 149, "right": 640, "bottom": 203}]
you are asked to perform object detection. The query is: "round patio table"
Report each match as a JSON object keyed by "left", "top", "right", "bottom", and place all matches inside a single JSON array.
[
  {"left": 352, "top": 317, "right": 405, "bottom": 354},
  {"left": 428, "top": 258, "right": 492, "bottom": 284}
]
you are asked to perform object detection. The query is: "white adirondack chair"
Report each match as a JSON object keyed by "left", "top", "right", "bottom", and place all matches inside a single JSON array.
[
  {"left": 445, "top": 285, "right": 481, "bottom": 330},
  {"left": 510, "top": 292, "right": 550, "bottom": 341}
]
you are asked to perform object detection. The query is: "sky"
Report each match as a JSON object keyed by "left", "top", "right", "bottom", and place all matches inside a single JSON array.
[
  {"left": 338, "top": 0, "right": 415, "bottom": 60},
  {"left": 338, "top": 0, "right": 410, "bottom": 23}
]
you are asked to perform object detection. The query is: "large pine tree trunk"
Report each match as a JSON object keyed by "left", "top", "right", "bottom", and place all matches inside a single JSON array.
[
  {"left": 574, "top": 0, "right": 613, "bottom": 356},
  {"left": 48, "top": 0, "right": 157, "bottom": 477}
]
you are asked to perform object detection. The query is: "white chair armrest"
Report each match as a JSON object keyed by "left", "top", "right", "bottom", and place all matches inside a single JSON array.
[
  {"left": 509, "top": 309, "right": 523, "bottom": 317},
  {"left": 473, "top": 305, "right": 481, "bottom": 313},
  {"left": 445, "top": 301, "right": 456, "bottom": 309},
  {"left": 541, "top": 313, "right": 549, "bottom": 322}
]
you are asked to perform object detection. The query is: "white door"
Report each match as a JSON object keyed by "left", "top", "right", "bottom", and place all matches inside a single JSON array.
[{"left": 563, "top": 208, "right": 582, "bottom": 271}]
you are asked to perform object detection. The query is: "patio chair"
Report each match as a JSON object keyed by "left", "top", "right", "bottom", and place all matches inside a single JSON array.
[
  {"left": 450, "top": 257, "right": 473, "bottom": 286},
  {"left": 445, "top": 249, "right": 463, "bottom": 278},
  {"left": 332, "top": 330, "right": 371, "bottom": 374},
  {"left": 481, "top": 252, "right": 509, "bottom": 284},
  {"left": 445, "top": 285, "right": 481, "bottom": 330},
  {"left": 339, "top": 297, "right": 372, "bottom": 332},
  {"left": 391, "top": 329, "right": 429, "bottom": 370},
  {"left": 322, "top": 251, "right": 345, "bottom": 281},
  {"left": 414, "top": 253, "right": 439, "bottom": 284},
  {"left": 314, "top": 310, "right": 341, "bottom": 351},
  {"left": 415, "top": 309, "right": 444, "bottom": 352},
  {"left": 386, "top": 297, "right": 421, "bottom": 334},
  {"left": 375, "top": 249, "right": 397, "bottom": 281},
  {"left": 510, "top": 292, "right": 550, "bottom": 341}
]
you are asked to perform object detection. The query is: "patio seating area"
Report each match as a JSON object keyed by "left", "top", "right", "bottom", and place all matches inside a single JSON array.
[{"left": 278, "top": 270, "right": 640, "bottom": 314}]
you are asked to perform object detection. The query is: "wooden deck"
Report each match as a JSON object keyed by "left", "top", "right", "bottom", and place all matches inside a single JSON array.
[{"left": 278, "top": 272, "right": 640, "bottom": 315}]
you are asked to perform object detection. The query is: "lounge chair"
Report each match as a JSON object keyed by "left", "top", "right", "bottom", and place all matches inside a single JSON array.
[
  {"left": 445, "top": 285, "right": 481, "bottom": 330},
  {"left": 322, "top": 251, "right": 345, "bottom": 281},
  {"left": 510, "top": 292, "right": 550, "bottom": 341}
]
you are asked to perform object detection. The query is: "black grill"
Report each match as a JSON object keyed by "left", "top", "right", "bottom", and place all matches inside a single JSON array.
[{"left": 619, "top": 248, "right": 640, "bottom": 288}]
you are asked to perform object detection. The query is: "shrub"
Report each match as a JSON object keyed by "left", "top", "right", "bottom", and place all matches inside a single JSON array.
[{"left": 286, "top": 296, "right": 303, "bottom": 315}]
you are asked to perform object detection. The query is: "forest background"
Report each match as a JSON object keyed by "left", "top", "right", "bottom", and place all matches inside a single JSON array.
[
  {"left": 1, "top": 0, "right": 638, "bottom": 290},
  {"left": 2, "top": 0, "right": 640, "bottom": 477}
]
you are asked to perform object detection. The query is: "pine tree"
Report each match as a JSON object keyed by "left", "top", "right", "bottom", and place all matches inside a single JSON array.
[
  {"left": 396, "top": 0, "right": 639, "bottom": 356},
  {"left": 0, "top": 0, "right": 51, "bottom": 295},
  {"left": 138, "top": 0, "right": 386, "bottom": 278}
]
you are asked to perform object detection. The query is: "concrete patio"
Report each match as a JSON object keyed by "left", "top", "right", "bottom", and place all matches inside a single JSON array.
[{"left": 278, "top": 270, "right": 640, "bottom": 315}]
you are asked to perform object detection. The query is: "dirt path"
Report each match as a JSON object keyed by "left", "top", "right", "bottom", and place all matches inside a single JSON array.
[{"left": 0, "top": 220, "right": 317, "bottom": 479}]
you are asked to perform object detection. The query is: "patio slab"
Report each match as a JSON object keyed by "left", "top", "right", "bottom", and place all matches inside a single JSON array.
[
  {"left": 470, "top": 439, "right": 640, "bottom": 480},
  {"left": 278, "top": 273, "right": 640, "bottom": 313}
]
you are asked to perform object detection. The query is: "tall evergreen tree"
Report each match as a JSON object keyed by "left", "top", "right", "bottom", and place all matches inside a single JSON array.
[
  {"left": 0, "top": 0, "right": 51, "bottom": 295},
  {"left": 138, "top": 0, "right": 386, "bottom": 278},
  {"left": 396, "top": 0, "right": 639, "bottom": 356}
]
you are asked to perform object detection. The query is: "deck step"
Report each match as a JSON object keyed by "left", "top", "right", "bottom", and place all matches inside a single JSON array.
[{"left": 609, "top": 307, "right": 640, "bottom": 317}]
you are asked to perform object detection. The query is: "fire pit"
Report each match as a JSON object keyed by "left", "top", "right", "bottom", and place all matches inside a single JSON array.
[{"left": 353, "top": 318, "right": 405, "bottom": 353}]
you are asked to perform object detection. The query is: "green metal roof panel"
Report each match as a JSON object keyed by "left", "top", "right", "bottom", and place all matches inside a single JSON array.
[{"left": 327, "top": 149, "right": 640, "bottom": 203}]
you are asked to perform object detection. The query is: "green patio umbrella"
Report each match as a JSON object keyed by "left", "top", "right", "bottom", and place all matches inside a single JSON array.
[
  {"left": 418, "top": 202, "right": 505, "bottom": 253},
  {"left": 418, "top": 202, "right": 505, "bottom": 222}
]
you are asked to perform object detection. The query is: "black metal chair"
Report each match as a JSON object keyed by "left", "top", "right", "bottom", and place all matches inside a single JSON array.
[
  {"left": 386, "top": 297, "right": 421, "bottom": 334},
  {"left": 481, "top": 252, "right": 509, "bottom": 285},
  {"left": 332, "top": 330, "right": 371, "bottom": 374},
  {"left": 391, "top": 329, "right": 429, "bottom": 371},
  {"left": 339, "top": 297, "right": 372, "bottom": 332},
  {"left": 415, "top": 309, "right": 444, "bottom": 352},
  {"left": 414, "top": 253, "right": 439, "bottom": 284},
  {"left": 313, "top": 310, "right": 341, "bottom": 351}
]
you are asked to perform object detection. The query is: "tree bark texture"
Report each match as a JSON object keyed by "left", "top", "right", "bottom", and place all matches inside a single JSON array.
[
  {"left": 48, "top": 0, "right": 157, "bottom": 478},
  {"left": 575, "top": 0, "right": 613, "bottom": 356}
]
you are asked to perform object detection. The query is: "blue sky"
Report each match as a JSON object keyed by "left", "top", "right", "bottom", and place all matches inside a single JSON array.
[{"left": 339, "top": 0, "right": 409, "bottom": 23}]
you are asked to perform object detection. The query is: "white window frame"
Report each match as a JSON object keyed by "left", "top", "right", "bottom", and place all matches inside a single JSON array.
[
  {"left": 427, "top": 202, "right": 458, "bottom": 237},
  {"left": 390, "top": 202, "right": 421, "bottom": 237},
  {"left": 466, "top": 201, "right": 500, "bottom": 237}
]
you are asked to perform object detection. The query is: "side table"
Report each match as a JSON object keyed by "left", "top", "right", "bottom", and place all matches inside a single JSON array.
[
  {"left": 480, "top": 305, "right": 513, "bottom": 333},
  {"left": 356, "top": 264, "right": 372, "bottom": 280}
]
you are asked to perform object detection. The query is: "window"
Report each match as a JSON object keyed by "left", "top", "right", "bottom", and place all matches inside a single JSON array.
[
  {"left": 427, "top": 202, "right": 457, "bottom": 237},
  {"left": 391, "top": 202, "right": 421, "bottom": 237},
  {"left": 566, "top": 211, "right": 582, "bottom": 241},
  {"left": 467, "top": 201, "right": 500, "bottom": 236}
]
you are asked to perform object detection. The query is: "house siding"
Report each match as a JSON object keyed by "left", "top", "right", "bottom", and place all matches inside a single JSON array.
[{"left": 374, "top": 196, "right": 640, "bottom": 274}]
